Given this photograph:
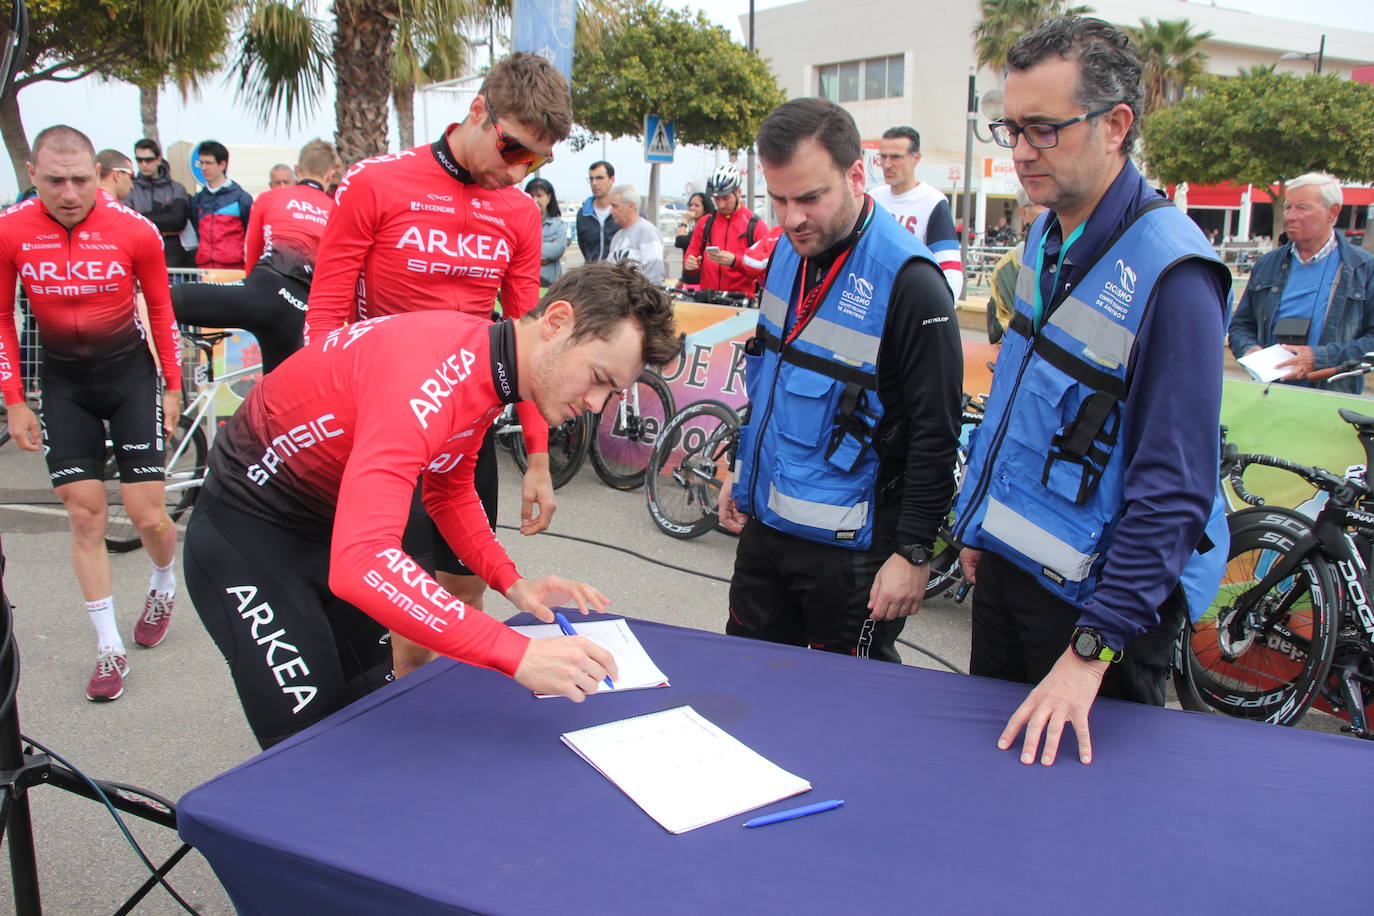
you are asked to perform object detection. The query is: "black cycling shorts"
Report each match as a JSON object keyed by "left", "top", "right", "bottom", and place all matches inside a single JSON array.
[
  {"left": 40, "top": 348, "right": 165, "bottom": 486},
  {"left": 171, "top": 265, "right": 309, "bottom": 373},
  {"left": 184, "top": 484, "right": 393, "bottom": 749}
]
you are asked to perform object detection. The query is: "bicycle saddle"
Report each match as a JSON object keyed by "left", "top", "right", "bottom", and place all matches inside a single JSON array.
[{"left": 1338, "top": 407, "right": 1374, "bottom": 431}]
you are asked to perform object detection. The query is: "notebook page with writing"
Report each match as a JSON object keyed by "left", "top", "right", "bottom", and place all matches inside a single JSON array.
[
  {"left": 561, "top": 705, "right": 811, "bottom": 834},
  {"left": 511, "top": 618, "right": 669, "bottom": 694}
]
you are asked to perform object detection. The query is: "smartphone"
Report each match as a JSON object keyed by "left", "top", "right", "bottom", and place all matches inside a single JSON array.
[{"left": 706, "top": 245, "right": 721, "bottom": 254}]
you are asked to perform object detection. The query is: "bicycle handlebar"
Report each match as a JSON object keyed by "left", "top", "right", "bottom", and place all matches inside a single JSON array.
[{"left": 1225, "top": 451, "right": 1356, "bottom": 507}]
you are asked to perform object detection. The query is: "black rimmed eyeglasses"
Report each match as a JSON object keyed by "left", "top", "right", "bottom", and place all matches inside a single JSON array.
[{"left": 988, "top": 104, "right": 1117, "bottom": 150}]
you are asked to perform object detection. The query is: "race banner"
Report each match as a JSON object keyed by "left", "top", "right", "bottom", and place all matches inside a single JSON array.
[{"left": 512, "top": 0, "right": 577, "bottom": 87}]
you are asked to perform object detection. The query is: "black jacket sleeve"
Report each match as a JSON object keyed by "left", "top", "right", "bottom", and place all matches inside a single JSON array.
[{"left": 876, "top": 259, "right": 964, "bottom": 548}]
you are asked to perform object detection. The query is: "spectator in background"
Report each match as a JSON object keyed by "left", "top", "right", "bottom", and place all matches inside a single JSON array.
[
  {"left": 674, "top": 191, "right": 714, "bottom": 286},
  {"left": 1228, "top": 171, "right": 1374, "bottom": 395},
  {"left": 190, "top": 140, "right": 253, "bottom": 270},
  {"left": 268, "top": 163, "right": 294, "bottom": 189},
  {"left": 526, "top": 177, "right": 567, "bottom": 288},
  {"left": 869, "top": 125, "right": 965, "bottom": 298},
  {"left": 129, "top": 138, "right": 193, "bottom": 268},
  {"left": 577, "top": 160, "right": 620, "bottom": 263},
  {"left": 606, "top": 184, "right": 666, "bottom": 286},
  {"left": 986, "top": 189, "right": 1047, "bottom": 344},
  {"left": 684, "top": 165, "right": 766, "bottom": 295},
  {"left": 95, "top": 149, "right": 134, "bottom": 202}
]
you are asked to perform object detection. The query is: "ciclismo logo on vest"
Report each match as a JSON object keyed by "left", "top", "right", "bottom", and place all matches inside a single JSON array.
[
  {"left": 837, "top": 272, "right": 874, "bottom": 322},
  {"left": 1096, "top": 258, "right": 1137, "bottom": 321}
]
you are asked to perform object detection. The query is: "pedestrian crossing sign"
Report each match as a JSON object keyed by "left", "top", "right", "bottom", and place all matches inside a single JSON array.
[{"left": 644, "top": 115, "right": 676, "bottom": 164}]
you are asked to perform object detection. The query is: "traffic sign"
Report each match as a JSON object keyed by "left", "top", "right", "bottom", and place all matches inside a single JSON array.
[{"left": 644, "top": 115, "right": 676, "bottom": 164}]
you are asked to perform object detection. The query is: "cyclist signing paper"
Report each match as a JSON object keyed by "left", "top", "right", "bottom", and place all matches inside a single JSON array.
[
  {"left": 184, "top": 264, "right": 680, "bottom": 748},
  {"left": 306, "top": 53, "right": 571, "bottom": 676},
  {"left": 0, "top": 126, "right": 182, "bottom": 702}
]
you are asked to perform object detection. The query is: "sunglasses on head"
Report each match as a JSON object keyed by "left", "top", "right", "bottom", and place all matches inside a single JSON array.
[{"left": 483, "top": 91, "right": 552, "bottom": 171}]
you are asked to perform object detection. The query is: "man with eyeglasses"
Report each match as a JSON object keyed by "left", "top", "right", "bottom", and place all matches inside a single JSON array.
[
  {"left": 95, "top": 149, "right": 135, "bottom": 202},
  {"left": 128, "top": 138, "right": 193, "bottom": 268},
  {"left": 869, "top": 126, "right": 964, "bottom": 298},
  {"left": 951, "top": 17, "right": 1232, "bottom": 767},
  {"left": 576, "top": 160, "right": 620, "bottom": 264},
  {"left": 305, "top": 52, "right": 570, "bottom": 681}
]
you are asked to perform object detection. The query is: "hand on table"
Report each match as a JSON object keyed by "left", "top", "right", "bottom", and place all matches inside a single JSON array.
[
  {"left": 998, "top": 647, "right": 1108, "bottom": 766},
  {"left": 513, "top": 635, "right": 618, "bottom": 701},
  {"left": 505, "top": 576, "right": 610, "bottom": 624}
]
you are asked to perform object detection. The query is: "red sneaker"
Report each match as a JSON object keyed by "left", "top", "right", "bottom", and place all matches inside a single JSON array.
[
  {"left": 134, "top": 591, "right": 173, "bottom": 648},
  {"left": 86, "top": 650, "right": 129, "bottom": 702}
]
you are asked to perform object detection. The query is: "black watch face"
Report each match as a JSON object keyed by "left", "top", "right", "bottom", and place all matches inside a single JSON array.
[{"left": 1073, "top": 630, "right": 1099, "bottom": 658}]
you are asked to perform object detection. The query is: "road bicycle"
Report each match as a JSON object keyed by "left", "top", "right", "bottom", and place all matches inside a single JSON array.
[
  {"left": 645, "top": 398, "right": 742, "bottom": 540},
  {"left": 588, "top": 369, "right": 675, "bottom": 490},
  {"left": 491, "top": 404, "right": 591, "bottom": 490},
  {"left": 1175, "top": 357, "right": 1374, "bottom": 735},
  {"left": 103, "top": 329, "right": 258, "bottom": 552}
]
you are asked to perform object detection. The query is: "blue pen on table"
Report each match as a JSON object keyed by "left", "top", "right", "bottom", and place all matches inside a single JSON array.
[
  {"left": 553, "top": 611, "right": 614, "bottom": 690},
  {"left": 742, "top": 799, "right": 844, "bottom": 828}
]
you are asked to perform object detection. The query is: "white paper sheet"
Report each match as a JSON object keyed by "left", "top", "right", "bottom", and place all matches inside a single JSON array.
[
  {"left": 561, "top": 705, "right": 812, "bottom": 834},
  {"left": 510, "top": 617, "right": 669, "bottom": 695},
  {"left": 1237, "top": 344, "right": 1297, "bottom": 383}
]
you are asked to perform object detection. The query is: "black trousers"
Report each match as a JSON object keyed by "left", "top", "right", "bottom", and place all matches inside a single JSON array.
[
  {"left": 727, "top": 515, "right": 905, "bottom": 663},
  {"left": 184, "top": 487, "right": 393, "bottom": 748},
  {"left": 969, "top": 550, "right": 1187, "bottom": 706},
  {"left": 171, "top": 265, "right": 309, "bottom": 372}
]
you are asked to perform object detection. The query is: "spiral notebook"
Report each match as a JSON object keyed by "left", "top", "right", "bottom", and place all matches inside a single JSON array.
[{"left": 561, "top": 705, "right": 811, "bottom": 834}]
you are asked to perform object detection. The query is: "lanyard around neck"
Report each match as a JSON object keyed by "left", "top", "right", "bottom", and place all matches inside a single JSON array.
[{"left": 1033, "top": 219, "right": 1086, "bottom": 331}]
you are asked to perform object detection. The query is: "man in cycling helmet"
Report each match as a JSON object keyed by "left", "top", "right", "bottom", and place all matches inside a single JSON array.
[{"left": 684, "top": 165, "right": 768, "bottom": 296}]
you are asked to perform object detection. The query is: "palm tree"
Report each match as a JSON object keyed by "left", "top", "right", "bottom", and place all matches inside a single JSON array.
[
  {"left": 392, "top": 2, "right": 476, "bottom": 150},
  {"left": 972, "top": 0, "right": 1095, "bottom": 72},
  {"left": 1131, "top": 18, "right": 1212, "bottom": 116}
]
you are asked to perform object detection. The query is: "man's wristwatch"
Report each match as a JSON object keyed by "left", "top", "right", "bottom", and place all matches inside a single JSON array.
[
  {"left": 1070, "top": 627, "right": 1123, "bottom": 663},
  {"left": 895, "top": 543, "right": 932, "bottom": 566}
]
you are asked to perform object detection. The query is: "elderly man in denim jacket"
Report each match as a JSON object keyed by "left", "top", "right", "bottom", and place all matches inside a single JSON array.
[{"left": 1229, "top": 172, "right": 1374, "bottom": 395}]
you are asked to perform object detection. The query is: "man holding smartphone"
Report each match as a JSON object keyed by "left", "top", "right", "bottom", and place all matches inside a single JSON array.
[{"left": 684, "top": 165, "right": 768, "bottom": 296}]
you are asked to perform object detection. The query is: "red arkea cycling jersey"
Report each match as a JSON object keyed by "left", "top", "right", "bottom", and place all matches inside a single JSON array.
[
  {"left": 208, "top": 311, "right": 532, "bottom": 676},
  {"left": 244, "top": 179, "right": 335, "bottom": 284},
  {"left": 0, "top": 194, "right": 181, "bottom": 405},
  {"left": 306, "top": 129, "right": 547, "bottom": 450}
]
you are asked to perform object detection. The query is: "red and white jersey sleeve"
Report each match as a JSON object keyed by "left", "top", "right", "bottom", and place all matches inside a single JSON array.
[
  {"left": 245, "top": 182, "right": 335, "bottom": 281},
  {"left": 0, "top": 196, "right": 180, "bottom": 404},
  {"left": 208, "top": 311, "right": 530, "bottom": 675}
]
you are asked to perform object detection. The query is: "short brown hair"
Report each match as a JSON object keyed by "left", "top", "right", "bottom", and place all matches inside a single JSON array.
[
  {"left": 96, "top": 148, "right": 132, "bottom": 176},
  {"left": 482, "top": 52, "right": 572, "bottom": 145},
  {"left": 528, "top": 263, "right": 679, "bottom": 367},
  {"left": 32, "top": 125, "right": 95, "bottom": 161},
  {"left": 297, "top": 138, "right": 340, "bottom": 179}
]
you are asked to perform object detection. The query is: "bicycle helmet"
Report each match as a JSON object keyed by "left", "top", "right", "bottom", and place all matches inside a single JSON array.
[{"left": 706, "top": 165, "right": 741, "bottom": 197}]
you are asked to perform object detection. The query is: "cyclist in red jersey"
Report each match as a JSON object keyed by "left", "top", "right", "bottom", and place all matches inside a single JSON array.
[
  {"left": 684, "top": 165, "right": 769, "bottom": 296},
  {"left": 172, "top": 140, "right": 342, "bottom": 371},
  {"left": 306, "top": 53, "right": 573, "bottom": 677},
  {"left": 0, "top": 126, "right": 183, "bottom": 702},
  {"left": 184, "top": 264, "right": 680, "bottom": 747}
]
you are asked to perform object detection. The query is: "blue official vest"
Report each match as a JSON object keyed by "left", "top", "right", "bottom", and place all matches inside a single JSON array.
[
  {"left": 952, "top": 200, "right": 1232, "bottom": 620},
  {"left": 733, "top": 204, "right": 938, "bottom": 550}
]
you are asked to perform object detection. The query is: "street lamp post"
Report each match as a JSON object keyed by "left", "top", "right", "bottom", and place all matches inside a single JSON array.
[
  {"left": 960, "top": 70, "right": 1000, "bottom": 302},
  {"left": 1280, "top": 33, "right": 1326, "bottom": 73}
]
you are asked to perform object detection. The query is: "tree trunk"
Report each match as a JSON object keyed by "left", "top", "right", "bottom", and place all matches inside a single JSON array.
[
  {"left": 394, "top": 83, "right": 415, "bottom": 150},
  {"left": 332, "top": 0, "right": 400, "bottom": 164},
  {"left": 139, "top": 84, "right": 160, "bottom": 144},
  {"left": 0, "top": 88, "right": 31, "bottom": 195}
]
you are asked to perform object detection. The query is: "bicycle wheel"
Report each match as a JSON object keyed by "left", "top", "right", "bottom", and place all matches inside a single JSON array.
[
  {"left": 104, "top": 417, "right": 208, "bottom": 553},
  {"left": 1181, "top": 507, "right": 1339, "bottom": 725},
  {"left": 590, "top": 370, "right": 675, "bottom": 490},
  {"left": 510, "top": 414, "right": 591, "bottom": 489},
  {"left": 646, "top": 400, "right": 739, "bottom": 540},
  {"left": 923, "top": 448, "right": 971, "bottom": 600}
]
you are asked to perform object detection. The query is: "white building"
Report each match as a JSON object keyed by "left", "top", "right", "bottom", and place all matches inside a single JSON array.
[{"left": 747, "top": 0, "right": 1374, "bottom": 242}]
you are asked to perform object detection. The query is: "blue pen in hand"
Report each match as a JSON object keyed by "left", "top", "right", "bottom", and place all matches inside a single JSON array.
[
  {"left": 742, "top": 799, "right": 844, "bottom": 828},
  {"left": 553, "top": 611, "right": 614, "bottom": 690}
]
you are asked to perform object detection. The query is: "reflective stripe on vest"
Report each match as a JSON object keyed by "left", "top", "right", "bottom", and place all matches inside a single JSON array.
[{"left": 734, "top": 204, "right": 938, "bottom": 549}]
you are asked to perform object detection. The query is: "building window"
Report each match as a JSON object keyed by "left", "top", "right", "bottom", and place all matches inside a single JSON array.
[{"left": 818, "top": 55, "right": 904, "bottom": 102}]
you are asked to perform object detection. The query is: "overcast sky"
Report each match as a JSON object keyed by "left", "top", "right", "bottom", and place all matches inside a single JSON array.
[{"left": 4, "top": 0, "right": 1366, "bottom": 202}]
